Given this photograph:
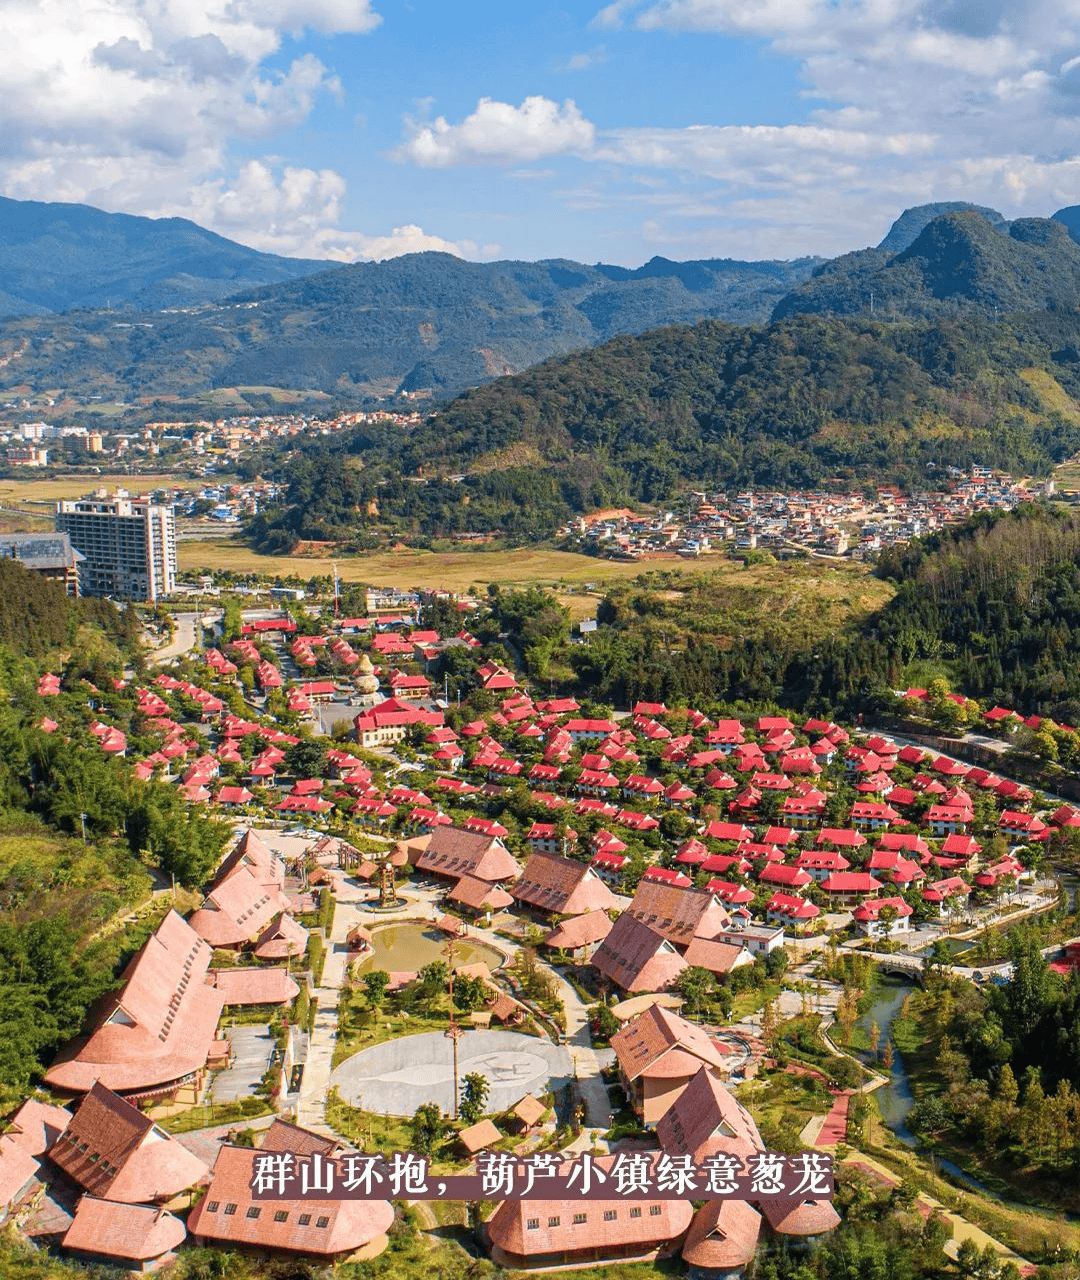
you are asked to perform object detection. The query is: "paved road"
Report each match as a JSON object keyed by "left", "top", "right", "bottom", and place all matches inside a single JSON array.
[
  {"left": 151, "top": 610, "right": 202, "bottom": 665},
  {"left": 212, "top": 1024, "right": 274, "bottom": 1103}
]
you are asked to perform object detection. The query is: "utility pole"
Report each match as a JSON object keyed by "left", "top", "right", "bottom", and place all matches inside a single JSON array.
[{"left": 444, "top": 935, "right": 461, "bottom": 1120}]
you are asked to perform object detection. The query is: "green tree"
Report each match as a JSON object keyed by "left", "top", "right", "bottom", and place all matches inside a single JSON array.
[
  {"left": 362, "top": 970, "right": 391, "bottom": 1010},
  {"left": 410, "top": 1102, "right": 443, "bottom": 1155},
  {"left": 460, "top": 1072, "right": 489, "bottom": 1124},
  {"left": 675, "top": 966, "right": 714, "bottom": 1016}
]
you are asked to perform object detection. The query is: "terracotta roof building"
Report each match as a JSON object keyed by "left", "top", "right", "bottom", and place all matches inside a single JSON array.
[
  {"left": 625, "top": 881, "right": 731, "bottom": 949},
  {"left": 188, "top": 865, "right": 294, "bottom": 949},
  {"left": 448, "top": 874, "right": 515, "bottom": 915},
  {"left": 591, "top": 915, "right": 688, "bottom": 995},
  {"left": 215, "top": 829, "right": 284, "bottom": 890},
  {"left": 485, "top": 1160, "right": 693, "bottom": 1269},
  {"left": 543, "top": 910, "right": 613, "bottom": 956},
  {"left": 48, "top": 1082, "right": 209, "bottom": 1203},
  {"left": 414, "top": 825, "right": 519, "bottom": 885},
  {"left": 511, "top": 850, "right": 617, "bottom": 917},
  {"left": 253, "top": 911, "right": 309, "bottom": 961},
  {"left": 655, "top": 1065, "right": 762, "bottom": 1162},
  {"left": 207, "top": 967, "right": 300, "bottom": 1007},
  {"left": 681, "top": 1198, "right": 762, "bottom": 1277},
  {"left": 0, "top": 1098, "right": 71, "bottom": 1224},
  {"left": 759, "top": 1196, "right": 840, "bottom": 1239},
  {"left": 45, "top": 912, "right": 224, "bottom": 1101},
  {"left": 189, "top": 1122, "right": 394, "bottom": 1260},
  {"left": 611, "top": 1004, "right": 729, "bottom": 1126},
  {"left": 62, "top": 1197, "right": 187, "bottom": 1270}
]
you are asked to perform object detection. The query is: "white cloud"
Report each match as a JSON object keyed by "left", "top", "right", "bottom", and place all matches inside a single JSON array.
[
  {"left": 576, "top": 0, "right": 1080, "bottom": 256},
  {"left": 560, "top": 46, "right": 609, "bottom": 72},
  {"left": 393, "top": 96, "right": 596, "bottom": 167},
  {"left": 0, "top": 0, "right": 412, "bottom": 262}
]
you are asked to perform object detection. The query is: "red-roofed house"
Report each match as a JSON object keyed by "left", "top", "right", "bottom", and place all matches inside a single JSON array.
[
  {"left": 853, "top": 896, "right": 913, "bottom": 937},
  {"left": 766, "top": 893, "right": 820, "bottom": 933},
  {"left": 820, "top": 871, "right": 883, "bottom": 905}
]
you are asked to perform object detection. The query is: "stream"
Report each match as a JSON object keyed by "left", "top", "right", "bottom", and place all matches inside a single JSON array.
[{"left": 856, "top": 974, "right": 988, "bottom": 1192}]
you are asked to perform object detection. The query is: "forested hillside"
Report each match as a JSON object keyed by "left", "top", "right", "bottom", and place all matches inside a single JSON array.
[
  {"left": 567, "top": 506, "right": 1080, "bottom": 726},
  {"left": 245, "top": 306, "right": 1080, "bottom": 545},
  {"left": 0, "top": 196, "right": 336, "bottom": 317},
  {"left": 773, "top": 213, "right": 1080, "bottom": 322},
  {"left": 0, "top": 245, "right": 819, "bottom": 404},
  {"left": 0, "top": 561, "right": 229, "bottom": 1091}
]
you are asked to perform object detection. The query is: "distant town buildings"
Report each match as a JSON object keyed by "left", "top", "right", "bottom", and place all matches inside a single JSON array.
[
  {"left": 561, "top": 469, "right": 1030, "bottom": 562},
  {"left": 56, "top": 489, "right": 176, "bottom": 601}
]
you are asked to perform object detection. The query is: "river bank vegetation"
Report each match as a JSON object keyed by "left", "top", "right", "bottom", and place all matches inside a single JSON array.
[{"left": 892, "top": 928, "right": 1080, "bottom": 1213}]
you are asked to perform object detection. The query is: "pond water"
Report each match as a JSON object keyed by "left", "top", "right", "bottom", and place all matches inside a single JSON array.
[{"left": 354, "top": 922, "right": 505, "bottom": 975}]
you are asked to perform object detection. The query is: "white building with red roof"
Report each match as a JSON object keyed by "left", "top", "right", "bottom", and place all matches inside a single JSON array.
[{"left": 853, "top": 896, "right": 914, "bottom": 937}]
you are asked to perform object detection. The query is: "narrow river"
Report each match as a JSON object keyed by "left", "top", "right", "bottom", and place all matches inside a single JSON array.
[{"left": 856, "top": 974, "right": 988, "bottom": 1191}]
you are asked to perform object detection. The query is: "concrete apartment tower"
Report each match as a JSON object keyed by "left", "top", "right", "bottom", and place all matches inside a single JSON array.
[{"left": 56, "top": 489, "right": 176, "bottom": 601}]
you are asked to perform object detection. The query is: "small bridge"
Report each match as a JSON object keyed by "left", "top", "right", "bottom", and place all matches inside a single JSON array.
[{"left": 855, "top": 952, "right": 926, "bottom": 984}]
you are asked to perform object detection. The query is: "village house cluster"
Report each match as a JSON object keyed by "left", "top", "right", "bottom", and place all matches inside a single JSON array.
[
  {"left": 562, "top": 468, "right": 1033, "bottom": 561},
  {"left": 2, "top": 408, "right": 421, "bottom": 471},
  {"left": 5, "top": 598, "right": 1068, "bottom": 1272}
]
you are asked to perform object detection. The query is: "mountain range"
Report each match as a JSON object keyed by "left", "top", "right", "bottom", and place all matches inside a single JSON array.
[
  {"left": 0, "top": 197, "right": 334, "bottom": 318},
  {"left": 1, "top": 196, "right": 1080, "bottom": 407}
]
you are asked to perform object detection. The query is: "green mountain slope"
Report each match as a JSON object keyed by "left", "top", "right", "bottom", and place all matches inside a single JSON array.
[
  {"left": 0, "top": 248, "right": 821, "bottom": 403},
  {"left": 773, "top": 212, "right": 1080, "bottom": 322},
  {"left": 876, "top": 201, "right": 1008, "bottom": 252},
  {"left": 248, "top": 308, "right": 1080, "bottom": 548},
  {"left": 0, "top": 197, "right": 337, "bottom": 316},
  {"left": 409, "top": 309, "right": 1080, "bottom": 485}
]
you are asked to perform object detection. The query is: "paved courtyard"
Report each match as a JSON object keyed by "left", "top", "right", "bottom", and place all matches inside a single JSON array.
[
  {"left": 212, "top": 1024, "right": 275, "bottom": 1103},
  {"left": 330, "top": 1029, "right": 574, "bottom": 1116}
]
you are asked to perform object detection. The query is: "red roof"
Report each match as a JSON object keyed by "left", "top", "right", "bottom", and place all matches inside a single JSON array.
[{"left": 821, "top": 871, "right": 883, "bottom": 893}]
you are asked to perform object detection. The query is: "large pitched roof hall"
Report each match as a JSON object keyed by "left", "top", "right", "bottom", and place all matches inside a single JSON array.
[{"left": 44, "top": 911, "right": 224, "bottom": 1098}]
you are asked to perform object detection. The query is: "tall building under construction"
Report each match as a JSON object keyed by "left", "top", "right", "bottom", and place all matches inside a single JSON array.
[{"left": 56, "top": 490, "right": 176, "bottom": 601}]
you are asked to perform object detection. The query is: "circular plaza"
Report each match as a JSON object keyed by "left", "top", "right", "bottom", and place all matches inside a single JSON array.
[{"left": 330, "top": 1029, "right": 574, "bottom": 1116}]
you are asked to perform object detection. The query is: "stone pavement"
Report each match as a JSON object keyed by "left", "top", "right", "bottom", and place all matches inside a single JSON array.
[{"left": 211, "top": 1024, "right": 274, "bottom": 1103}]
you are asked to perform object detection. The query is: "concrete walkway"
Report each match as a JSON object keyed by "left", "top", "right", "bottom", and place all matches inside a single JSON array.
[{"left": 295, "top": 891, "right": 358, "bottom": 1132}]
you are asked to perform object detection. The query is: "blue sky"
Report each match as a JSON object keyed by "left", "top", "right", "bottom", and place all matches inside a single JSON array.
[{"left": 2, "top": 0, "right": 1080, "bottom": 265}]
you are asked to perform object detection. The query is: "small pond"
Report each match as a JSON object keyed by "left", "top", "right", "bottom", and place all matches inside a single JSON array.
[{"left": 354, "top": 922, "right": 505, "bottom": 974}]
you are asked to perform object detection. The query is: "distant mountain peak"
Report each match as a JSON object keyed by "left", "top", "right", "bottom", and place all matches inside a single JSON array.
[{"left": 877, "top": 202, "right": 1008, "bottom": 254}]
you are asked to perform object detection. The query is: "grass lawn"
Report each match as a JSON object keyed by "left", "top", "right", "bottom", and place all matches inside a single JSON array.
[
  {"left": 178, "top": 538, "right": 894, "bottom": 614},
  {"left": 157, "top": 1096, "right": 273, "bottom": 1134}
]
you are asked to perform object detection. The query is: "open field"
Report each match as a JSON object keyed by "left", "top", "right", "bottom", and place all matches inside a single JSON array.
[
  {"left": 1052, "top": 453, "right": 1080, "bottom": 493},
  {"left": 0, "top": 471, "right": 200, "bottom": 508},
  {"left": 179, "top": 538, "right": 893, "bottom": 616}
]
